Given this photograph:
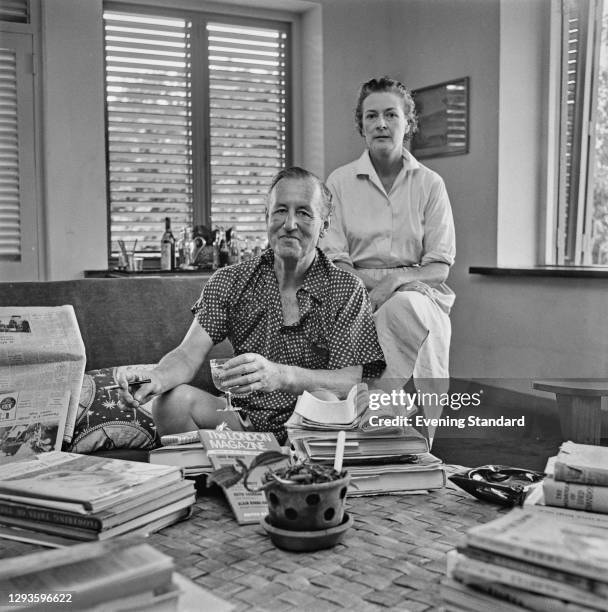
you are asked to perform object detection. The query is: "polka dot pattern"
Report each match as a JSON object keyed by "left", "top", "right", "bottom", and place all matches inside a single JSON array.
[{"left": 192, "top": 248, "right": 385, "bottom": 443}]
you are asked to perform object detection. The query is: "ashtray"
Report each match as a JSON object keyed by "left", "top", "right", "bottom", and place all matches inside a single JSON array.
[
  {"left": 448, "top": 465, "right": 545, "bottom": 506},
  {"left": 260, "top": 512, "right": 354, "bottom": 552}
]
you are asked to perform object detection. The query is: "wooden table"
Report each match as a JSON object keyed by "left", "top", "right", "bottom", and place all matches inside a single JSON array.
[
  {"left": 533, "top": 379, "right": 608, "bottom": 445},
  {"left": 0, "top": 469, "right": 505, "bottom": 611}
]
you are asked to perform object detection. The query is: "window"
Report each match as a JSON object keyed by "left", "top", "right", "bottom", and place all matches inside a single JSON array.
[
  {"left": 0, "top": 0, "right": 38, "bottom": 281},
  {"left": 103, "top": 6, "right": 290, "bottom": 258},
  {"left": 555, "top": 0, "right": 608, "bottom": 265}
]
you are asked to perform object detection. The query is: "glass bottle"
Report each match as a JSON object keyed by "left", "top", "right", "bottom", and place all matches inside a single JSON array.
[
  {"left": 253, "top": 236, "right": 262, "bottom": 258},
  {"left": 160, "top": 217, "right": 175, "bottom": 271},
  {"left": 229, "top": 228, "right": 241, "bottom": 265}
]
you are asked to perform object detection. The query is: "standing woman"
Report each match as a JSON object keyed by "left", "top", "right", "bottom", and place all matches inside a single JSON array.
[{"left": 321, "top": 77, "right": 456, "bottom": 441}]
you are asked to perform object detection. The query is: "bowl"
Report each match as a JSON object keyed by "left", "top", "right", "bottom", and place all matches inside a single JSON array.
[{"left": 260, "top": 512, "right": 354, "bottom": 552}]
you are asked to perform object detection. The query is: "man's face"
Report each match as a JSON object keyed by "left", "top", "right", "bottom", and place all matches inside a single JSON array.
[{"left": 266, "top": 178, "right": 326, "bottom": 263}]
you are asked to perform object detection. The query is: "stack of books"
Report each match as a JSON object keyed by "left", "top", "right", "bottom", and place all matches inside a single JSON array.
[
  {"left": 0, "top": 451, "right": 196, "bottom": 547},
  {"left": 149, "top": 431, "right": 211, "bottom": 477},
  {"left": 441, "top": 507, "right": 608, "bottom": 611},
  {"left": 286, "top": 384, "right": 445, "bottom": 495},
  {"left": 537, "top": 441, "right": 608, "bottom": 514},
  {"left": 0, "top": 537, "right": 234, "bottom": 611}
]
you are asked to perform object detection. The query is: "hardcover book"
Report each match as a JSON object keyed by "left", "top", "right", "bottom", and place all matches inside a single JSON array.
[
  {"left": 554, "top": 441, "right": 608, "bottom": 486},
  {"left": 347, "top": 452, "right": 445, "bottom": 495},
  {"left": 0, "top": 479, "right": 194, "bottom": 531},
  {"left": 447, "top": 549, "right": 607, "bottom": 609},
  {"left": 198, "top": 429, "right": 287, "bottom": 525},
  {"left": 465, "top": 508, "right": 608, "bottom": 581},
  {"left": 0, "top": 452, "right": 183, "bottom": 513},
  {"left": 149, "top": 442, "right": 211, "bottom": 473},
  {"left": 0, "top": 538, "right": 175, "bottom": 609}
]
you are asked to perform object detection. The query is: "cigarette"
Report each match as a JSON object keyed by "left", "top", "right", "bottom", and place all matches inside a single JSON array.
[{"left": 103, "top": 378, "right": 151, "bottom": 391}]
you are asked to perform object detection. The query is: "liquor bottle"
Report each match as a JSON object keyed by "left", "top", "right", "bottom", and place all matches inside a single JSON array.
[
  {"left": 253, "top": 236, "right": 263, "bottom": 258},
  {"left": 241, "top": 238, "right": 253, "bottom": 261},
  {"left": 212, "top": 228, "right": 222, "bottom": 270},
  {"left": 160, "top": 217, "right": 175, "bottom": 271},
  {"left": 228, "top": 228, "right": 241, "bottom": 265},
  {"left": 219, "top": 233, "right": 230, "bottom": 268}
]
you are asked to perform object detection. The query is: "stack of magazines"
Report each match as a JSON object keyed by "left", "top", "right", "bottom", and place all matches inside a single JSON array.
[
  {"left": 0, "top": 451, "right": 196, "bottom": 547},
  {"left": 441, "top": 506, "right": 608, "bottom": 611},
  {"left": 286, "top": 383, "right": 445, "bottom": 495}
]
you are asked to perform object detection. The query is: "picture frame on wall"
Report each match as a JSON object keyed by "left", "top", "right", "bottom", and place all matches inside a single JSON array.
[{"left": 411, "top": 77, "right": 469, "bottom": 159}]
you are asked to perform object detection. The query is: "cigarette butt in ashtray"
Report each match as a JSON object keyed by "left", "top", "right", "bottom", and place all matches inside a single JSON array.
[{"left": 334, "top": 430, "right": 346, "bottom": 472}]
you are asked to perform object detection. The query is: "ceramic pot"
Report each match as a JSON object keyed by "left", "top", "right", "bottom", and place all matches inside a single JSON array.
[{"left": 264, "top": 473, "right": 350, "bottom": 532}]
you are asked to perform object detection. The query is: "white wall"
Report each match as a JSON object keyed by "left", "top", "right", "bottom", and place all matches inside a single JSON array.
[
  {"left": 319, "top": 0, "right": 608, "bottom": 380},
  {"left": 40, "top": 0, "right": 108, "bottom": 278}
]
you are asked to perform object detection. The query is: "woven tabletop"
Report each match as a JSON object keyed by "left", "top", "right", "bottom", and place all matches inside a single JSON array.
[
  {"left": 148, "top": 467, "right": 505, "bottom": 612},
  {"left": 0, "top": 467, "right": 506, "bottom": 612}
]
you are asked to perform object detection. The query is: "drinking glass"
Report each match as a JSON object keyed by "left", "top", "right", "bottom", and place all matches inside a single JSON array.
[{"left": 210, "top": 358, "right": 240, "bottom": 411}]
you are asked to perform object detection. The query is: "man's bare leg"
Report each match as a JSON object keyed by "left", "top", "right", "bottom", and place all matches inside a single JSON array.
[{"left": 151, "top": 384, "right": 245, "bottom": 435}]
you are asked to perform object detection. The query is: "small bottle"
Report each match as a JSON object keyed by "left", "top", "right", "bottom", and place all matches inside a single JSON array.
[
  {"left": 160, "top": 217, "right": 175, "bottom": 271},
  {"left": 241, "top": 238, "right": 253, "bottom": 261},
  {"left": 253, "top": 236, "right": 262, "bottom": 258}
]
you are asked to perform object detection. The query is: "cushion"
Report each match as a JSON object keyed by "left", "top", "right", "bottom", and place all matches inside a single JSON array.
[{"left": 67, "top": 365, "right": 160, "bottom": 454}]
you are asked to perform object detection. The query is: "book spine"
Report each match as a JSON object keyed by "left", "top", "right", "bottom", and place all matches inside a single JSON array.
[
  {"left": 460, "top": 546, "right": 608, "bottom": 598},
  {"left": 0, "top": 502, "right": 101, "bottom": 530},
  {"left": 467, "top": 533, "right": 606, "bottom": 582},
  {"left": 543, "top": 479, "right": 608, "bottom": 513},
  {"left": 553, "top": 463, "right": 608, "bottom": 487},
  {"left": 451, "top": 552, "right": 607, "bottom": 609}
]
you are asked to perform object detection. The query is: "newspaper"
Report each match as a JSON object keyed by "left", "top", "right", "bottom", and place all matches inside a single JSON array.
[{"left": 0, "top": 306, "right": 86, "bottom": 462}]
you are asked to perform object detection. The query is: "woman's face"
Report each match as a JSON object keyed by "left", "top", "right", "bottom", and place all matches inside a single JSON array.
[{"left": 361, "top": 91, "right": 408, "bottom": 159}]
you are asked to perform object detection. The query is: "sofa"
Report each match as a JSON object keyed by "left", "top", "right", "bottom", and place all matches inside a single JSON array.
[{"left": 0, "top": 276, "right": 232, "bottom": 459}]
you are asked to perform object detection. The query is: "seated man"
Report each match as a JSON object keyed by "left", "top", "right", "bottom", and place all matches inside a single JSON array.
[{"left": 118, "top": 167, "right": 385, "bottom": 444}]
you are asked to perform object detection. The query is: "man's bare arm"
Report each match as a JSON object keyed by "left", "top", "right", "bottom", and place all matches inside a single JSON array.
[
  {"left": 220, "top": 354, "right": 362, "bottom": 399},
  {"left": 116, "top": 320, "right": 213, "bottom": 405}
]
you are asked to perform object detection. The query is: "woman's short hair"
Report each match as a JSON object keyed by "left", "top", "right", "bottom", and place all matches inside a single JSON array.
[
  {"left": 354, "top": 76, "right": 418, "bottom": 141},
  {"left": 268, "top": 166, "right": 333, "bottom": 218}
]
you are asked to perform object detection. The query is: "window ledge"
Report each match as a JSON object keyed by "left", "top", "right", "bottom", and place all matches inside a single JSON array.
[{"left": 469, "top": 266, "right": 608, "bottom": 279}]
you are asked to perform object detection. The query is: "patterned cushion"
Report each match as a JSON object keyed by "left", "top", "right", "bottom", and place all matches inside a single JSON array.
[{"left": 67, "top": 365, "right": 160, "bottom": 454}]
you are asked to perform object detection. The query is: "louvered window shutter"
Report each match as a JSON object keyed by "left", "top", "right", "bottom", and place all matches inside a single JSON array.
[
  {"left": 557, "top": 0, "right": 590, "bottom": 264},
  {"left": 208, "top": 21, "right": 288, "bottom": 246},
  {"left": 0, "top": 0, "right": 29, "bottom": 24},
  {"left": 104, "top": 10, "right": 193, "bottom": 255},
  {"left": 104, "top": 8, "right": 290, "bottom": 257},
  {"left": 0, "top": 46, "right": 20, "bottom": 261}
]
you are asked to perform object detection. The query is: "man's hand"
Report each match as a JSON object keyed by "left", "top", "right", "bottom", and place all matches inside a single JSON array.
[
  {"left": 115, "top": 368, "right": 164, "bottom": 407},
  {"left": 220, "top": 353, "right": 283, "bottom": 395}
]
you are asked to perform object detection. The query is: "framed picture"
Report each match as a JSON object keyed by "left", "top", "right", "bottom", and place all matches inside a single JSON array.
[{"left": 411, "top": 77, "right": 469, "bottom": 159}]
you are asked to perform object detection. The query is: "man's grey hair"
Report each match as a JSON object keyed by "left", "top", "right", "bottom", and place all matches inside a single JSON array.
[{"left": 267, "top": 166, "right": 333, "bottom": 218}]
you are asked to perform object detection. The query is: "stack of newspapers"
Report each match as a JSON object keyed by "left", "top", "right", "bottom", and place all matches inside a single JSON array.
[
  {"left": 0, "top": 451, "right": 195, "bottom": 547},
  {"left": 0, "top": 538, "right": 234, "bottom": 611},
  {"left": 286, "top": 383, "right": 445, "bottom": 495},
  {"left": 441, "top": 505, "right": 608, "bottom": 611}
]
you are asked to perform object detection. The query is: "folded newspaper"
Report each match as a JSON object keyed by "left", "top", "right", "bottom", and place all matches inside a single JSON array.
[
  {"left": 0, "top": 306, "right": 86, "bottom": 462},
  {"left": 286, "top": 382, "right": 411, "bottom": 434}
]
